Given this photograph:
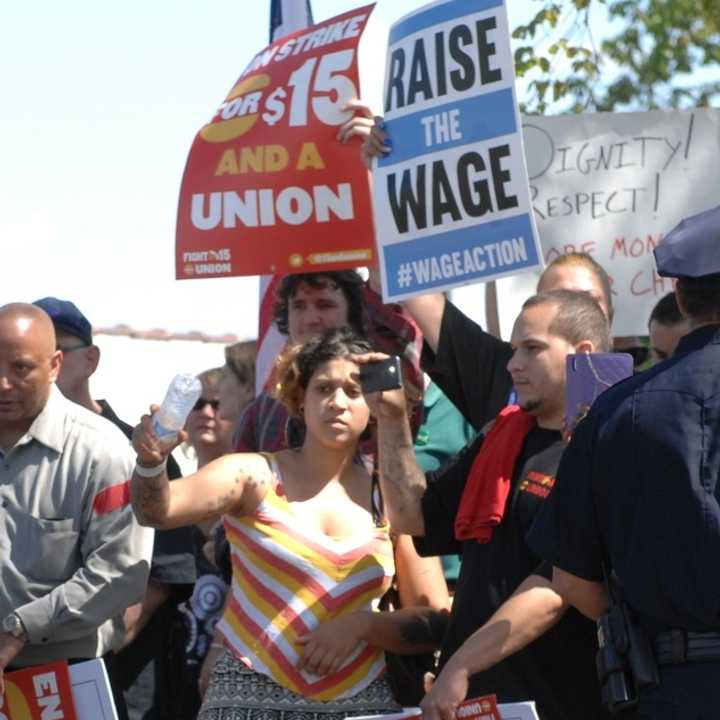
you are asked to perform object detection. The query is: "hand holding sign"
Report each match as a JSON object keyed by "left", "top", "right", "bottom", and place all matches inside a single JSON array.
[
  {"left": 335, "top": 99, "right": 386, "bottom": 167},
  {"left": 356, "top": 114, "right": 391, "bottom": 168},
  {"left": 419, "top": 659, "right": 470, "bottom": 720}
]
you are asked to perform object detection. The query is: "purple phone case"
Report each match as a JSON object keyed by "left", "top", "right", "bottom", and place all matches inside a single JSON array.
[{"left": 565, "top": 353, "right": 634, "bottom": 432}]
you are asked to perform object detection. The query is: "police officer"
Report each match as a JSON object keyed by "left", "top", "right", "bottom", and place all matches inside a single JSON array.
[{"left": 529, "top": 204, "right": 720, "bottom": 719}]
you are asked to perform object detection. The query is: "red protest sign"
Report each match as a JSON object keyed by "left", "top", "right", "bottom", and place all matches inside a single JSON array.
[
  {"left": 176, "top": 5, "right": 376, "bottom": 280},
  {"left": 1, "top": 661, "right": 77, "bottom": 719},
  {"left": 456, "top": 695, "right": 501, "bottom": 720}
]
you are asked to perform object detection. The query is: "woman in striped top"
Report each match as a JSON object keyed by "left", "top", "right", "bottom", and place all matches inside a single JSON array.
[{"left": 131, "top": 328, "right": 447, "bottom": 720}]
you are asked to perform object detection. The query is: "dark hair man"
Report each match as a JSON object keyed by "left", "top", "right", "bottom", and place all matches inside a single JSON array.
[
  {"left": 33, "top": 296, "right": 195, "bottom": 720},
  {"left": 530, "top": 204, "right": 720, "bottom": 718},
  {"left": 647, "top": 291, "right": 690, "bottom": 364},
  {"left": 0, "top": 303, "right": 151, "bottom": 700},
  {"left": 403, "top": 252, "right": 614, "bottom": 435},
  {"left": 272, "top": 270, "right": 366, "bottom": 340},
  {"left": 371, "top": 290, "right": 611, "bottom": 719}
]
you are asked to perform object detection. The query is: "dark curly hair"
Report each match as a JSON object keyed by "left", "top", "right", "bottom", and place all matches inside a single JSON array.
[
  {"left": 274, "top": 327, "right": 372, "bottom": 418},
  {"left": 272, "top": 271, "right": 367, "bottom": 338}
]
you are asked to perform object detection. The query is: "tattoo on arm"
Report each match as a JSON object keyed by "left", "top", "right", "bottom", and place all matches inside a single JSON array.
[
  {"left": 194, "top": 458, "right": 261, "bottom": 519},
  {"left": 198, "top": 457, "right": 267, "bottom": 519},
  {"left": 379, "top": 420, "right": 427, "bottom": 513},
  {"left": 131, "top": 470, "right": 170, "bottom": 526},
  {"left": 131, "top": 455, "right": 268, "bottom": 528}
]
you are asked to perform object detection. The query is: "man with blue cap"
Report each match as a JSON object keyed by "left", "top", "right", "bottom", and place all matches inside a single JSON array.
[
  {"left": 528, "top": 204, "right": 720, "bottom": 719},
  {"left": 33, "top": 297, "right": 99, "bottom": 410},
  {"left": 33, "top": 297, "right": 196, "bottom": 720}
]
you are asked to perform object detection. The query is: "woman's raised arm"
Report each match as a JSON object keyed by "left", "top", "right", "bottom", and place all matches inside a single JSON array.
[{"left": 130, "top": 410, "right": 271, "bottom": 529}]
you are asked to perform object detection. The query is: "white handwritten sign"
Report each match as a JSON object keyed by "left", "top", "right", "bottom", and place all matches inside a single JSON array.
[{"left": 489, "top": 107, "right": 720, "bottom": 337}]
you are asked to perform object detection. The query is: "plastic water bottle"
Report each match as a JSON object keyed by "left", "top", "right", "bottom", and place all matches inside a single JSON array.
[{"left": 152, "top": 373, "right": 202, "bottom": 441}]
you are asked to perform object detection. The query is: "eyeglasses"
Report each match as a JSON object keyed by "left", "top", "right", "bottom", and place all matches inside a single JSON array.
[{"left": 193, "top": 398, "right": 220, "bottom": 412}]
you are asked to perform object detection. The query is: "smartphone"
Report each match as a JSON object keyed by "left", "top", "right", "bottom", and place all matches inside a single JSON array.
[
  {"left": 359, "top": 356, "right": 403, "bottom": 393},
  {"left": 565, "top": 352, "right": 633, "bottom": 434}
]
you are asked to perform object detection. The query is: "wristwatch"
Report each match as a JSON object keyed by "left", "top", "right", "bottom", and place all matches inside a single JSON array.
[{"left": 2, "top": 613, "right": 27, "bottom": 640}]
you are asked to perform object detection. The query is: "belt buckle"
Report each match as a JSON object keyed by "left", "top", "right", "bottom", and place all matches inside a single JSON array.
[{"left": 669, "top": 629, "right": 688, "bottom": 664}]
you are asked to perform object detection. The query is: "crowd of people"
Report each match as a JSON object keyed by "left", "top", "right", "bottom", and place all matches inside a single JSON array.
[{"left": 1, "top": 114, "right": 718, "bottom": 720}]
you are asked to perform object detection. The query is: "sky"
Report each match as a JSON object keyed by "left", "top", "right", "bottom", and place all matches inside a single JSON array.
[{"left": 1, "top": 0, "right": 574, "bottom": 339}]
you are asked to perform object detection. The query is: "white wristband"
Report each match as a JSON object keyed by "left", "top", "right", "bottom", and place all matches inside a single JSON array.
[{"left": 134, "top": 460, "right": 167, "bottom": 478}]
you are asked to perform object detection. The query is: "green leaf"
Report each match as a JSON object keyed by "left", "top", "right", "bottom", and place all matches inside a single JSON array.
[{"left": 510, "top": 0, "right": 720, "bottom": 114}]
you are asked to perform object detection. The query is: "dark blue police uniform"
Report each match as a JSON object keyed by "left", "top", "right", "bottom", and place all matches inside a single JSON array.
[
  {"left": 530, "top": 324, "right": 720, "bottom": 718},
  {"left": 530, "top": 203, "right": 720, "bottom": 719}
]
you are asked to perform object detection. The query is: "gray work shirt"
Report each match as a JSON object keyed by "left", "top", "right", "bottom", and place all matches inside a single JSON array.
[{"left": 0, "top": 385, "right": 153, "bottom": 666}]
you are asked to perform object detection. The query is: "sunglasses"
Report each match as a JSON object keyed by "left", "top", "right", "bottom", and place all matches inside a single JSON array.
[{"left": 193, "top": 398, "right": 220, "bottom": 412}]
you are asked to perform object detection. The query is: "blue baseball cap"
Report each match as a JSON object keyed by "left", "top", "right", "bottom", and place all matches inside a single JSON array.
[
  {"left": 33, "top": 297, "right": 93, "bottom": 346},
  {"left": 654, "top": 205, "right": 720, "bottom": 278}
]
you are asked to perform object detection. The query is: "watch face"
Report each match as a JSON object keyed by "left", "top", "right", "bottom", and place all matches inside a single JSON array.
[{"left": 3, "top": 614, "right": 21, "bottom": 635}]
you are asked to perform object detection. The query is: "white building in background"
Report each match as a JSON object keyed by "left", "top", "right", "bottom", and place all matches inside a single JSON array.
[{"left": 89, "top": 326, "right": 255, "bottom": 475}]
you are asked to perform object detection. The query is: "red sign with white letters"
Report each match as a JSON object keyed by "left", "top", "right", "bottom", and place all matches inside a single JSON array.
[
  {"left": 456, "top": 695, "right": 502, "bottom": 720},
  {"left": 1, "top": 661, "right": 77, "bottom": 719},
  {"left": 176, "top": 5, "right": 375, "bottom": 279}
]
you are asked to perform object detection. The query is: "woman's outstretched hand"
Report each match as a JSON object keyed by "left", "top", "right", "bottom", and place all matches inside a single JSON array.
[{"left": 132, "top": 404, "right": 186, "bottom": 466}]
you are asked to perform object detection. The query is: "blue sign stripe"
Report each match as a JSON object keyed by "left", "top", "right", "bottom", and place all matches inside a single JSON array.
[
  {"left": 377, "top": 88, "right": 516, "bottom": 168},
  {"left": 383, "top": 214, "right": 537, "bottom": 295},
  {"left": 389, "top": 0, "right": 503, "bottom": 46}
]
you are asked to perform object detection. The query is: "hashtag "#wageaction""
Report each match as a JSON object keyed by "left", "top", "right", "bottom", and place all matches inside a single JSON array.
[{"left": 396, "top": 236, "right": 528, "bottom": 289}]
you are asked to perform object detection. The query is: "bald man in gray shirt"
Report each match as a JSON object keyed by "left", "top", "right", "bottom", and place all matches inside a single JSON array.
[{"left": 0, "top": 303, "right": 152, "bottom": 698}]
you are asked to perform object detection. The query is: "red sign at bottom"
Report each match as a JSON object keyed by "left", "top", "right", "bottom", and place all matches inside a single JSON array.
[
  {"left": 1, "top": 661, "right": 77, "bottom": 719},
  {"left": 456, "top": 695, "right": 502, "bottom": 720}
]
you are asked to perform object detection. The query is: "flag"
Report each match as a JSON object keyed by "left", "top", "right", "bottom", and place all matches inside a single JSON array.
[
  {"left": 256, "top": 0, "right": 315, "bottom": 394},
  {"left": 270, "top": 0, "right": 313, "bottom": 42}
]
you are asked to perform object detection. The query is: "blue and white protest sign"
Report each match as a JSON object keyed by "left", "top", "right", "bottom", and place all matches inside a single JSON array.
[{"left": 373, "top": 0, "right": 542, "bottom": 301}]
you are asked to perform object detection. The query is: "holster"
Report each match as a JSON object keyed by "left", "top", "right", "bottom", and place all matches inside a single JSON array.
[{"left": 596, "top": 575, "right": 660, "bottom": 714}]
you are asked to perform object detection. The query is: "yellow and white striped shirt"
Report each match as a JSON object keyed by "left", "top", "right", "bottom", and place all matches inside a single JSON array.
[{"left": 216, "top": 456, "right": 395, "bottom": 701}]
